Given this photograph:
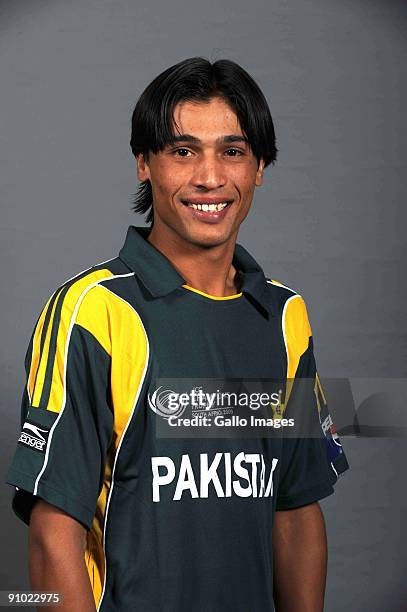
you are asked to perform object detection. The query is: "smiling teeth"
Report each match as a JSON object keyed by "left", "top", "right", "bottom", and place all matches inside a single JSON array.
[{"left": 187, "top": 202, "right": 229, "bottom": 211}]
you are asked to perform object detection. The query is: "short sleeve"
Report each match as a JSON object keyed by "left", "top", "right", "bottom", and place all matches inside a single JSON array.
[
  {"left": 275, "top": 296, "right": 349, "bottom": 511},
  {"left": 5, "top": 283, "right": 114, "bottom": 530}
]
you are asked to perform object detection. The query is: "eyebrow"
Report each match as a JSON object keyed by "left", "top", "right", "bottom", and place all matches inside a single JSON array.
[{"left": 167, "top": 134, "right": 249, "bottom": 146}]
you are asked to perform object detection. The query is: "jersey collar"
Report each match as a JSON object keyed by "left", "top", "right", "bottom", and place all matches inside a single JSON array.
[{"left": 119, "top": 225, "right": 274, "bottom": 317}]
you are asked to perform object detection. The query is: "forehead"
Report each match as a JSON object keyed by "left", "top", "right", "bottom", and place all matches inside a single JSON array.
[{"left": 171, "top": 97, "right": 243, "bottom": 139}]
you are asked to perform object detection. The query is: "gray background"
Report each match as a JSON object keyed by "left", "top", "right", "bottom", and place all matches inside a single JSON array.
[{"left": 1, "top": 1, "right": 406, "bottom": 610}]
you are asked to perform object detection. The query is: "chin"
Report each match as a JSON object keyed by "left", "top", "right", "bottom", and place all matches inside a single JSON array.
[{"left": 183, "top": 225, "right": 234, "bottom": 249}]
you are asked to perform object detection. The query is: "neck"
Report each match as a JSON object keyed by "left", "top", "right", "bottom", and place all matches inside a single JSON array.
[{"left": 146, "top": 223, "right": 242, "bottom": 297}]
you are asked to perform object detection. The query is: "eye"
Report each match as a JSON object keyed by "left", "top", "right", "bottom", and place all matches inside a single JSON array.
[
  {"left": 172, "top": 148, "right": 192, "bottom": 157},
  {"left": 225, "top": 148, "right": 244, "bottom": 157}
]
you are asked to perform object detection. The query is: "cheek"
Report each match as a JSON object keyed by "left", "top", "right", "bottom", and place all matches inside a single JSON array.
[
  {"left": 155, "top": 164, "right": 187, "bottom": 194},
  {"left": 230, "top": 167, "right": 257, "bottom": 196},
  {"left": 153, "top": 174, "right": 180, "bottom": 198}
]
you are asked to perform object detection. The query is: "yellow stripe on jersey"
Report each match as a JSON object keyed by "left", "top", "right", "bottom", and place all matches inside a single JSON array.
[
  {"left": 278, "top": 294, "right": 312, "bottom": 415},
  {"left": 29, "top": 269, "right": 115, "bottom": 412},
  {"left": 182, "top": 284, "right": 243, "bottom": 300},
  {"left": 315, "top": 371, "right": 327, "bottom": 404},
  {"left": 314, "top": 371, "right": 328, "bottom": 418},
  {"left": 28, "top": 287, "right": 63, "bottom": 403},
  {"left": 284, "top": 295, "right": 311, "bottom": 380},
  {"left": 85, "top": 444, "right": 116, "bottom": 607},
  {"left": 75, "top": 284, "right": 113, "bottom": 356},
  {"left": 80, "top": 284, "right": 149, "bottom": 608},
  {"left": 76, "top": 282, "right": 149, "bottom": 446}
]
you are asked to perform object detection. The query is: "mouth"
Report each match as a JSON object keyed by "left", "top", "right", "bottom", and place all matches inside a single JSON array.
[{"left": 181, "top": 199, "right": 234, "bottom": 213}]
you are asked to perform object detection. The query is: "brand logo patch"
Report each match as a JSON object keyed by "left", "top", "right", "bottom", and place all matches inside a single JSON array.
[{"left": 18, "top": 419, "right": 50, "bottom": 453}]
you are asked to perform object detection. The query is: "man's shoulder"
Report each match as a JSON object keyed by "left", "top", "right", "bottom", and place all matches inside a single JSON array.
[
  {"left": 36, "top": 255, "right": 132, "bottom": 322},
  {"left": 264, "top": 277, "right": 304, "bottom": 306},
  {"left": 63, "top": 255, "right": 130, "bottom": 289},
  {"left": 264, "top": 277, "right": 312, "bottom": 339},
  {"left": 28, "top": 255, "right": 137, "bottom": 362}
]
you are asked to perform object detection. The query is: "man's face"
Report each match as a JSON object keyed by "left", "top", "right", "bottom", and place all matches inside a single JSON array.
[{"left": 137, "top": 96, "right": 265, "bottom": 248}]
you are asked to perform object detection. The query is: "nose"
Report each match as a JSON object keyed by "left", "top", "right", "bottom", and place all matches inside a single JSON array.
[{"left": 190, "top": 153, "right": 226, "bottom": 190}]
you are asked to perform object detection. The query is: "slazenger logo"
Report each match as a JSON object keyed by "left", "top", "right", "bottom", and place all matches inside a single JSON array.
[
  {"left": 148, "top": 386, "right": 188, "bottom": 420},
  {"left": 18, "top": 420, "right": 50, "bottom": 453}
]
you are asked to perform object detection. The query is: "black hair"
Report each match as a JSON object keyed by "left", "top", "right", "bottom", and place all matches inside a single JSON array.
[{"left": 129, "top": 56, "right": 277, "bottom": 225}]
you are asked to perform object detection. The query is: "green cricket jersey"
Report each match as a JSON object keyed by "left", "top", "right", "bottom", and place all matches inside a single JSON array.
[{"left": 5, "top": 225, "right": 349, "bottom": 611}]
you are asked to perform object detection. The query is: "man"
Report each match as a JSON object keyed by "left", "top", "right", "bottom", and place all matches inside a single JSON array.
[{"left": 5, "top": 57, "right": 349, "bottom": 611}]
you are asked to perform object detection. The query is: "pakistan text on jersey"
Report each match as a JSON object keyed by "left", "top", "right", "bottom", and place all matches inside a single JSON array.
[{"left": 151, "top": 451, "right": 279, "bottom": 502}]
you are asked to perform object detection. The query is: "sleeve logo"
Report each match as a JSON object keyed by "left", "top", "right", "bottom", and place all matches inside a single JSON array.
[{"left": 18, "top": 419, "right": 50, "bottom": 453}]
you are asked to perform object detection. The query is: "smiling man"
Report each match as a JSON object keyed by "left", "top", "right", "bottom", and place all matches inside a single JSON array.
[{"left": 5, "top": 57, "right": 349, "bottom": 611}]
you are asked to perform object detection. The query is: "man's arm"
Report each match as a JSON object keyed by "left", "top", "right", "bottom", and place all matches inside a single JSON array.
[
  {"left": 29, "top": 499, "right": 96, "bottom": 612},
  {"left": 272, "top": 502, "right": 327, "bottom": 612}
]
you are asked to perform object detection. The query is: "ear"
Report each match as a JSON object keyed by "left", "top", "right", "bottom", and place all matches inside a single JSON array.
[
  {"left": 136, "top": 153, "right": 151, "bottom": 182},
  {"left": 255, "top": 158, "right": 265, "bottom": 187}
]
